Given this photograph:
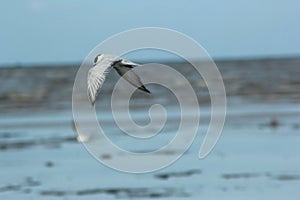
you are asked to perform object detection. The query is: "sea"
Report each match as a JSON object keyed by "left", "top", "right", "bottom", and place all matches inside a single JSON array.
[{"left": 0, "top": 57, "right": 300, "bottom": 199}]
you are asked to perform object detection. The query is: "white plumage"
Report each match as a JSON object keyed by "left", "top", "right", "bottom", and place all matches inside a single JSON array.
[{"left": 87, "top": 54, "right": 150, "bottom": 105}]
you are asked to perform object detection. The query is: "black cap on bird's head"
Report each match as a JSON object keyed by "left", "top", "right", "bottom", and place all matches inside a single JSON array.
[{"left": 93, "top": 54, "right": 103, "bottom": 65}]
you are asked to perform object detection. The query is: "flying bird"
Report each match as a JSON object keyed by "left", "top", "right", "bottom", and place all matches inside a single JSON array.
[{"left": 87, "top": 54, "right": 150, "bottom": 105}]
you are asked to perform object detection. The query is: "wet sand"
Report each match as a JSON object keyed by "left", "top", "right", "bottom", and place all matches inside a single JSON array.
[{"left": 0, "top": 57, "right": 300, "bottom": 199}]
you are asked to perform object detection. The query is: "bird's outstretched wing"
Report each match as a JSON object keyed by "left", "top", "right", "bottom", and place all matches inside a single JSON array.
[
  {"left": 114, "top": 60, "right": 151, "bottom": 93},
  {"left": 87, "top": 54, "right": 150, "bottom": 105},
  {"left": 87, "top": 59, "right": 115, "bottom": 105}
]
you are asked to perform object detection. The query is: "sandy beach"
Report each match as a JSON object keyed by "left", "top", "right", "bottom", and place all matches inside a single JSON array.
[{"left": 1, "top": 58, "right": 300, "bottom": 199}]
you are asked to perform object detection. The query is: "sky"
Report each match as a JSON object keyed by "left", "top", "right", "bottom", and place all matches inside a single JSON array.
[{"left": 0, "top": 0, "right": 300, "bottom": 65}]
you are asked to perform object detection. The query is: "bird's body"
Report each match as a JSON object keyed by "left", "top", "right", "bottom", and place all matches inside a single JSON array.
[{"left": 87, "top": 54, "right": 150, "bottom": 105}]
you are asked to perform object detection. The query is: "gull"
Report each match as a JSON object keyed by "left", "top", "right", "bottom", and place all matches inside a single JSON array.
[{"left": 87, "top": 54, "right": 150, "bottom": 105}]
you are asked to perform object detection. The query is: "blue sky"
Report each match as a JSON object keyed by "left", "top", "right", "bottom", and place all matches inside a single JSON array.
[{"left": 0, "top": 0, "right": 299, "bottom": 65}]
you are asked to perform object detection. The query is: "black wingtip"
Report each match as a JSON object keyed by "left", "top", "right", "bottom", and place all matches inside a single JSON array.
[
  {"left": 88, "top": 100, "right": 95, "bottom": 106},
  {"left": 88, "top": 94, "right": 96, "bottom": 106},
  {"left": 138, "top": 85, "right": 151, "bottom": 94}
]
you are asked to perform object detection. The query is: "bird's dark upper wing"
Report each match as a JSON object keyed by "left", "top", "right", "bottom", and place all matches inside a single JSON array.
[{"left": 113, "top": 60, "right": 151, "bottom": 93}]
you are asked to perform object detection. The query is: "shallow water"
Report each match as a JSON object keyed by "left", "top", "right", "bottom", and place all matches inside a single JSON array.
[{"left": 0, "top": 58, "right": 300, "bottom": 199}]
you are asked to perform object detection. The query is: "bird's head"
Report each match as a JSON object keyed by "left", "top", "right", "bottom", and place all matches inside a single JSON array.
[
  {"left": 93, "top": 54, "right": 104, "bottom": 66},
  {"left": 93, "top": 54, "right": 121, "bottom": 66}
]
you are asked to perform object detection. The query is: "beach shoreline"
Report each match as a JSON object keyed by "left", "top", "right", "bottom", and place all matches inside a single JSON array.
[{"left": 1, "top": 57, "right": 300, "bottom": 199}]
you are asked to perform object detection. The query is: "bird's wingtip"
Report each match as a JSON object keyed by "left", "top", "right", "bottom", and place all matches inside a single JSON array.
[
  {"left": 90, "top": 98, "right": 96, "bottom": 106},
  {"left": 145, "top": 88, "right": 151, "bottom": 94},
  {"left": 87, "top": 93, "right": 96, "bottom": 106},
  {"left": 139, "top": 85, "right": 151, "bottom": 94}
]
